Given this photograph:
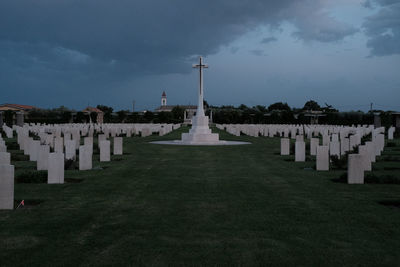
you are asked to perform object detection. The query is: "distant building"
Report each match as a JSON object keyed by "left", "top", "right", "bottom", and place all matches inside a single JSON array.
[
  {"left": 83, "top": 106, "right": 104, "bottom": 123},
  {"left": 0, "top": 103, "right": 37, "bottom": 126},
  {"left": 393, "top": 112, "right": 400, "bottom": 129},
  {"left": 161, "top": 91, "right": 167, "bottom": 106},
  {"left": 304, "top": 110, "right": 326, "bottom": 124},
  {"left": 154, "top": 91, "right": 198, "bottom": 124},
  {"left": 0, "top": 103, "right": 37, "bottom": 112}
]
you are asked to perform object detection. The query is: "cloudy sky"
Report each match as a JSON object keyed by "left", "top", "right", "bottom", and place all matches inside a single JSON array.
[{"left": 1, "top": 0, "right": 399, "bottom": 111}]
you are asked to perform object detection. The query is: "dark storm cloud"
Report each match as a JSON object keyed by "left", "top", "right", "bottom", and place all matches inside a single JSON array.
[
  {"left": 363, "top": 1, "right": 400, "bottom": 56},
  {"left": 364, "top": 0, "right": 400, "bottom": 7},
  {"left": 0, "top": 0, "right": 362, "bottom": 109},
  {"left": 0, "top": 0, "right": 358, "bottom": 75},
  {"left": 285, "top": 1, "right": 358, "bottom": 43},
  {"left": 261, "top": 37, "right": 277, "bottom": 44}
]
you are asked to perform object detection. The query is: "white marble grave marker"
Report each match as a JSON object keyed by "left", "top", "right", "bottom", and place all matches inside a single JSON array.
[
  {"left": 0, "top": 164, "right": 14, "bottom": 209},
  {"left": 113, "top": 137, "right": 123, "bottom": 155},
  {"left": 316, "top": 146, "right": 329, "bottom": 171},
  {"left": 295, "top": 140, "right": 305, "bottom": 162},
  {"left": 100, "top": 140, "right": 111, "bottom": 162},
  {"left": 48, "top": 153, "right": 64, "bottom": 184},
  {"left": 348, "top": 154, "right": 364, "bottom": 184}
]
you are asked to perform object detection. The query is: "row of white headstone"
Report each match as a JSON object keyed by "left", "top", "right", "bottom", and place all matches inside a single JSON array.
[
  {"left": 283, "top": 128, "right": 390, "bottom": 184},
  {"left": 218, "top": 124, "right": 396, "bottom": 184},
  {"left": 217, "top": 124, "right": 396, "bottom": 140},
  {"left": 22, "top": 123, "right": 180, "bottom": 138},
  {"left": 0, "top": 123, "right": 181, "bottom": 210},
  {"left": 0, "top": 132, "right": 14, "bottom": 209}
]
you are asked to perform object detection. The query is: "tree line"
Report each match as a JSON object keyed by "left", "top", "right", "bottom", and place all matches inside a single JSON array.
[{"left": 6, "top": 100, "right": 397, "bottom": 128}]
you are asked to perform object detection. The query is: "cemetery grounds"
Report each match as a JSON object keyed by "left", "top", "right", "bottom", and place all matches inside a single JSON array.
[{"left": 0, "top": 127, "right": 399, "bottom": 266}]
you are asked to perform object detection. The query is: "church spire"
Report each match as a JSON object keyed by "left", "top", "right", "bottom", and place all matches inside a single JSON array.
[{"left": 161, "top": 91, "right": 167, "bottom": 106}]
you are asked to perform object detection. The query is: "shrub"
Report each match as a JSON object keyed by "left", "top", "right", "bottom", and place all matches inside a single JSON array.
[
  {"left": 65, "top": 159, "right": 78, "bottom": 170},
  {"left": 5, "top": 140, "right": 19, "bottom": 150},
  {"left": 93, "top": 146, "right": 100, "bottom": 155},
  {"left": 16, "top": 171, "right": 47, "bottom": 183},
  {"left": 361, "top": 133, "right": 372, "bottom": 144},
  {"left": 290, "top": 143, "right": 295, "bottom": 154},
  {"left": 387, "top": 142, "right": 396, "bottom": 147},
  {"left": 330, "top": 155, "right": 347, "bottom": 170},
  {"left": 11, "top": 153, "right": 29, "bottom": 161}
]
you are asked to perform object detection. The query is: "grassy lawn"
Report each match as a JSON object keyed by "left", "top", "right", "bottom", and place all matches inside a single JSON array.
[{"left": 1, "top": 127, "right": 399, "bottom": 266}]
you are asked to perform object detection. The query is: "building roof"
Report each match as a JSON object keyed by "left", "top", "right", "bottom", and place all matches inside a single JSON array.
[
  {"left": 155, "top": 105, "right": 197, "bottom": 112},
  {"left": 162, "top": 91, "right": 166, "bottom": 97},
  {"left": 0, "top": 103, "right": 37, "bottom": 111},
  {"left": 83, "top": 106, "right": 104, "bottom": 113}
]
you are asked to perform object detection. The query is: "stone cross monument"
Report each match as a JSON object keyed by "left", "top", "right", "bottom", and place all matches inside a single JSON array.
[
  {"left": 151, "top": 56, "right": 250, "bottom": 146},
  {"left": 193, "top": 56, "right": 208, "bottom": 117},
  {"left": 181, "top": 56, "right": 219, "bottom": 144}
]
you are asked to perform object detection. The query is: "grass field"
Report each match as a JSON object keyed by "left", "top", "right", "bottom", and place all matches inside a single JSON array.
[{"left": 1, "top": 127, "right": 399, "bottom": 266}]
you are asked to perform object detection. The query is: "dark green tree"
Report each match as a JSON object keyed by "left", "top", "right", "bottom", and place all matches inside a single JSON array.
[
  {"left": 116, "top": 110, "right": 128, "bottom": 123},
  {"left": 268, "top": 102, "right": 291, "bottom": 112},
  {"left": 171, "top": 106, "right": 185, "bottom": 122},
  {"left": 4, "top": 110, "right": 14, "bottom": 126},
  {"left": 323, "top": 103, "right": 338, "bottom": 113},
  {"left": 97, "top": 105, "right": 114, "bottom": 122},
  {"left": 75, "top": 112, "right": 87, "bottom": 123},
  {"left": 157, "top": 112, "right": 172, "bottom": 123},
  {"left": 90, "top": 112, "right": 97, "bottom": 123},
  {"left": 238, "top": 104, "right": 248, "bottom": 110},
  {"left": 143, "top": 111, "right": 154, "bottom": 122},
  {"left": 303, "top": 100, "right": 321, "bottom": 111},
  {"left": 203, "top": 100, "right": 209, "bottom": 109},
  {"left": 60, "top": 111, "right": 72, "bottom": 123},
  {"left": 126, "top": 112, "right": 140, "bottom": 123}
]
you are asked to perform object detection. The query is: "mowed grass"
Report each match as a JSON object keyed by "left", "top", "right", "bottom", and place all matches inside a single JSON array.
[{"left": 1, "top": 127, "right": 399, "bottom": 266}]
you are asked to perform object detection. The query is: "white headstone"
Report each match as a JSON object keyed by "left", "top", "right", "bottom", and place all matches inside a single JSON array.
[
  {"left": 316, "top": 146, "right": 329, "bottom": 171},
  {"left": 37, "top": 145, "right": 50, "bottom": 170},
  {"left": 340, "top": 137, "right": 350, "bottom": 156},
  {"left": 100, "top": 140, "right": 111, "bottom": 162},
  {"left": 0, "top": 152, "right": 11, "bottom": 165},
  {"left": 329, "top": 141, "right": 340, "bottom": 157},
  {"left": 113, "top": 137, "right": 123, "bottom": 155},
  {"left": 29, "top": 140, "right": 40, "bottom": 161},
  {"left": 48, "top": 153, "right": 64, "bottom": 184},
  {"left": 54, "top": 136, "right": 64, "bottom": 153},
  {"left": 79, "top": 145, "right": 92, "bottom": 170},
  {"left": 348, "top": 154, "right": 364, "bottom": 184},
  {"left": 65, "top": 140, "right": 76, "bottom": 161},
  {"left": 365, "top": 141, "right": 376, "bottom": 163},
  {"left": 280, "top": 138, "right": 290, "bottom": 155},
  {"left": 0, "top": 143, "right": 6, "bottom": 152},
  {"left": 349, "top": 135, "right": 358, "bottom": 150},
  {"left": 84, "top": 137, "right": 93, "bottom": 155},
  {"left": 388, "top": 127, "right": 395, "bottom": 140},
  {"left": 358, "top": 145, "right": 372, "bottom": 171},
  {"left": 0, "top": 164, "right": 14, "bottom": 209},
  {"left": 23, "top": 136, "right": 30, "bottom": 155},
  {"left": 295, "top": 140, "right": 305, "bottom": 162},
  {"left": 322, "top": 134, "right": 330, "bottom": 146},
  {"left": 98, "top": 134, "right": 106, "bottom": 147},
  {"left": 310, "top": 138, "right": 319, "bottom": 156},
  {"left": 374, "top": 134, "right": 385, "bottom": 156}
]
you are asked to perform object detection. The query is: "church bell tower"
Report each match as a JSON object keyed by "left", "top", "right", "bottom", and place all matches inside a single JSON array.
[{"left": 161, "top": 91, "right": 167, "bottom": 106}]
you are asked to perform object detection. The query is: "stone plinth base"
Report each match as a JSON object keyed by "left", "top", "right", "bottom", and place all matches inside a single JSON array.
[
  {"left": 150, "top": 140, "right": 251, "bottom": 146},
  {"left": 181, "top": 132, "right": 220, "bottom": 143},
  {"left": 152, "top": 114, "right": 250, "bottom": 146},
  {"left": 180, "top": 115, "right": 220, "bottom": 143}
]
